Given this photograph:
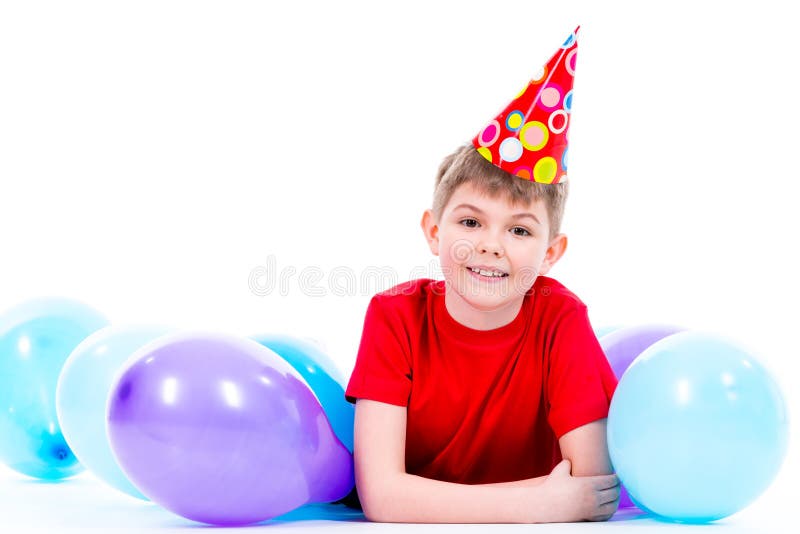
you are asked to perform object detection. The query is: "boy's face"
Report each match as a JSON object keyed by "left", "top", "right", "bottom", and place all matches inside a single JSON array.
[{"left": 421, "top": 182, "right": 567, "bottom": 325}]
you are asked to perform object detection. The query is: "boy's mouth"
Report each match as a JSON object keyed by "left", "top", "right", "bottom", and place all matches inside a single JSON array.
[{"left": 466, "top": 266, "right": 509, "bottom": 278}]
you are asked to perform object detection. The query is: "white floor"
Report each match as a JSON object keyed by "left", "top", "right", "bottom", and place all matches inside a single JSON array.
[{"left": 1, "top": 453, "right": 796, "bottom": 534}]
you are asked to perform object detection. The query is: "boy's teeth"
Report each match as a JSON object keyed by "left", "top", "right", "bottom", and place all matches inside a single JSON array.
[{"left": 469, "top": 267, "right": 506, "bottom": 277}]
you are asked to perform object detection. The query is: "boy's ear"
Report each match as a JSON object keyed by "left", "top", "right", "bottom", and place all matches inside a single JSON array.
[
  {"left": 420, "top": 209, "right": 439, "bottom": 256},
  {"left": 538, "top": 233, "right": 568, "bottom": 276}
]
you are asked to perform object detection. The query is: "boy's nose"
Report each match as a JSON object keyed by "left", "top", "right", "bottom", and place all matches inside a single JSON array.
[{"left": 478, "top": 242, "right": 504, "bottom": 257}]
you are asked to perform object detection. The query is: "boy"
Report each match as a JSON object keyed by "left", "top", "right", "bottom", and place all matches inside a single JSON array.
[{"left": 343, "top": 27, "right": 621, "bottom": 523}]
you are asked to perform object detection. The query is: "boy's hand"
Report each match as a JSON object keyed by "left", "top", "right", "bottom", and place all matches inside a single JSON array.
[{"left": 534, "top": 459, "right": 620, "bottom": 523}]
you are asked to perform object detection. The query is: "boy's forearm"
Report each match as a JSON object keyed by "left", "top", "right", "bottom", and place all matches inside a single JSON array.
[{"left": 367, "top": 472, "right": 550, "bottom": 524}]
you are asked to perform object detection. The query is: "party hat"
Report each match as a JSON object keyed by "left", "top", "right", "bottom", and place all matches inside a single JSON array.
[{"left": 472, "top": 26, "right": 579, "bottom": 184}]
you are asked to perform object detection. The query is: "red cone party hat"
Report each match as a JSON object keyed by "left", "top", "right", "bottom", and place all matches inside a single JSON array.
[{"left": 472, "top": 26, "right": 579, "bottom": 184}]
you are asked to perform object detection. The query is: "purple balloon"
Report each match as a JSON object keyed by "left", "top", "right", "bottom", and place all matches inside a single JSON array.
[
  {"left": 600, "top": 324, "right": 686, "bottom": 381},
  {"left": 600, "top": 323, "right": 685, "bottom": 510},
  {"left": 107, "top": 332, "right": 353, "bottom": 526}
]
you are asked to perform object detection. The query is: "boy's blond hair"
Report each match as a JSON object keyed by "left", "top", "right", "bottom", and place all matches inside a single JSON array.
[{"left": 432, "top": 143, "right": 569, "bottom": 242}]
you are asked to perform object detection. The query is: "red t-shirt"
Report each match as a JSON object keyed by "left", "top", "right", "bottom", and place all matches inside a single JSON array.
[{"left": 344, "top": 276, "right": 618, "bottom": 485}]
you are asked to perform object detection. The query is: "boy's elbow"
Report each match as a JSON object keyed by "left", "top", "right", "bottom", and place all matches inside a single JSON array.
[
  {"left": 362, "top": 504, "right": 384, "bottom": 523},
  {"left": 356, "top": 482, "right": 389, "bottom": 522},
  {"left": 361, "top": 496, "right": 392, "bottom": 523},
  {"left": 359, "top": 492, "right": 381, "bottom": 523},
  {"left": 359, "top": 475, "right": 407, "bottom": 523}
]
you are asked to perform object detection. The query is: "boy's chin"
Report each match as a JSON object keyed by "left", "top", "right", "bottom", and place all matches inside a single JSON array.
[{"left": 453, "top": 275, "right": 517, "bottom": 300}]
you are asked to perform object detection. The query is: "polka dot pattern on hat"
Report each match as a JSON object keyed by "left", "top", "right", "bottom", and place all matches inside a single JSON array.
[{"left": 472, "top": 26, "right": 579, "bottom": 184}]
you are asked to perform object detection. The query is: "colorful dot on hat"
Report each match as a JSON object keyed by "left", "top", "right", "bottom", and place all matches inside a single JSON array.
[
  {"left": 548, "top": 110, "right": 568, "bottom": 134},
  {"left": 561, "top": 147, "right": 569, "bottom": 171},
  {"left": 566, "top": 49, "right": 577, "bottom": 76},
  {"left": 506, "top": 111, "right": 524, "bottom": 132},
  {"left": 478, "top": 120, "right": 501, "bottom": 147},
  {"left": 531, "top": 66, "right": 547, "bottom": 84},
  {"left": 499, "top": 137, "right": 523, "bottom": 162},
  {"left": 477, "top": 146, "right": 493, "bottom": 162},
  {"left": 563, "top": 90, "right": 573, "bottom": 113},
  {"left": 514, "top": 166, "right": 532, "bottom": 180},
  {"left": 520, "top": 121, "right": 549, "bottom": 151},
  {"left": 533, "top": 156, "right": 558, "bottom": 183},
  {"left": 538, "top": 83, "right": 563, "bottom": 111},
  {"left": 561, "top": 33, "right": 576, "bottom": 49}
]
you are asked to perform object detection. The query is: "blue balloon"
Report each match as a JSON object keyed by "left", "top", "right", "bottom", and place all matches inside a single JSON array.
[
  {"left": 0, "top": 298, "right": 109, "bottom": 479},
  {"left": 253, "top": 333, "right": 354, "bottom": 453},
  {"left": 56, "top": 324, "right": 171, "bottom": 498},
  {"left": 607, "top": 330, "right": 789, "bottom": 523},
  {"left": 594, "top": 324, "right": 625, "bottom": 340}
]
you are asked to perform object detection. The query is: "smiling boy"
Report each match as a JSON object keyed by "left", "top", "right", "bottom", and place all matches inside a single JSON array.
[{"left": 343, "top": 27, "right": 621, "bottom": 523}]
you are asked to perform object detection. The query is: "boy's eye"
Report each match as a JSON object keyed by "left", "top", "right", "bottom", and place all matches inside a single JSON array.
[
  {"left": 458, "top": 218, "right": 532, "bottom": 237},
  {"left": 512, "top": 227, "right": 532, "bottom": 237}
]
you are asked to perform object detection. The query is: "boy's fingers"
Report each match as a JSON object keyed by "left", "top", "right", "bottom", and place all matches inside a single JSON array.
[
  {"left": 592, "top": 474, "right": 620, "bottom": 490},
  {"left": 598, "top": 486, "right": 620, "bottom": 505}
]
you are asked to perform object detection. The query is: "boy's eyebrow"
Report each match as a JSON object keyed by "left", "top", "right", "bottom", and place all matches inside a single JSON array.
[{"left": 452, "top": 203, "right": 541, "bottom": 225}]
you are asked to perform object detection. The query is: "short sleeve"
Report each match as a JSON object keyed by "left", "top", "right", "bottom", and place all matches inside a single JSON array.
[
  {"left": 344, "top": 295, "right": 412, "bottom": 407},
  {"left": 546, "top": 304, "right": 618, "bottom": 439}
]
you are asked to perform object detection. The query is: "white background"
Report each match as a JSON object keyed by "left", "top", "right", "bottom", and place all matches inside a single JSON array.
[{"left": 1, "top": 0, "right": 798, "bottom": 532}]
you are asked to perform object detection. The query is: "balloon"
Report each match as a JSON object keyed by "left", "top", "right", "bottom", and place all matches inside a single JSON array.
[
  {"left": 594, "top": 324, "right": 624, "bottom": 339},
  {"left": 600, "top": 323, "right": 686, "bottom": 381},
  {"left": 0, "top": 298, "right": 109, "bottom": 479},
  {"left": 607, "top": 331, "right": 789, "bottom": 523},
  {"left": 107, "top": 332, "right": 354, "bottom": 526},
  {"left": 55, "top": 324, "right": 170, "bottom": 499},
  {"left": 253, "top": 333, "right": 354, "bottom": 453},
  {"left": 599, "top": 323, "right": 685, "bottom": 510}
]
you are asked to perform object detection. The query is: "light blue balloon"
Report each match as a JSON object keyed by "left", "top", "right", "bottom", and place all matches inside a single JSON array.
[
  {"left": 594, "top": 324, "right": 625, "bottom": 340},
  {"left": 253, "top": 333, "right": 353, "bottom": 453},
  {"left": 56, "top": 324, "right": 171, "bottom": 499},
  {"left": 0, "top": 298, "right": 109, "bottom": 479},
  {"left": 607, "top": 330, "right": 790, "bottom": 523}
]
